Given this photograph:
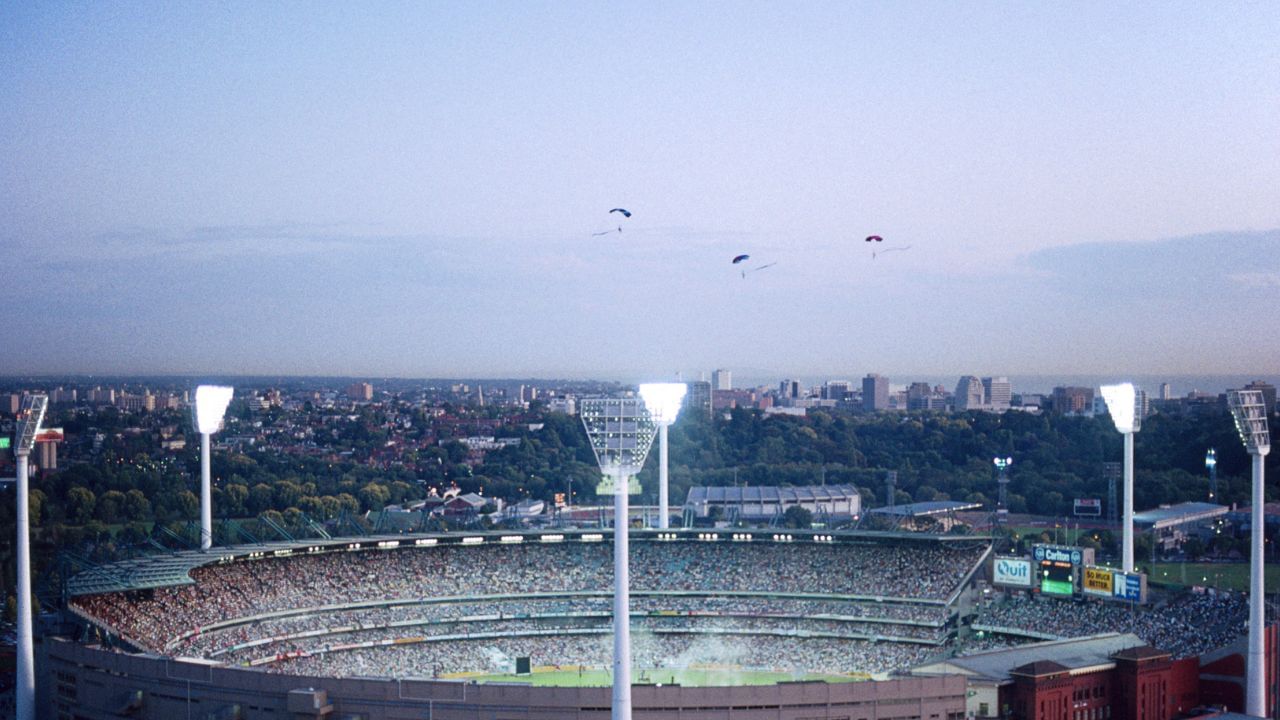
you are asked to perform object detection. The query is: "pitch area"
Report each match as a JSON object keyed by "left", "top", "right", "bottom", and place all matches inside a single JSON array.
[{"left": 447, "top": 665, "right": 871, "bottom": 687}]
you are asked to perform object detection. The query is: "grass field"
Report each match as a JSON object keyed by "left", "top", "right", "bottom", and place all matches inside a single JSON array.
[
  {"left": 446, "top": 665, "right": 869, "bottom": 687},
  {"left": 1136, "top": 561, "right": 1280, "bottom": 591}
]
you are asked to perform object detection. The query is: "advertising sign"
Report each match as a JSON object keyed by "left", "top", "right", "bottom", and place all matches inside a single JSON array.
[
  {"left": 1082, "top": 567, "right": 1114, "bottom": 596},
  {"left": 1033, "top": 545, "right": 1084, "bottom": 566},
  {"left": 993, "top": 557, "right": 1033, "bottom": 587},
  {"left": 1113, "top": 572, "right": 1144, "bottom": 602},
  {"left": 1074, "top": 498, "right": 1102, "bottom": 516}
]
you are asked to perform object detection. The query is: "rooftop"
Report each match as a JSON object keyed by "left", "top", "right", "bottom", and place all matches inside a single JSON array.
[{"left": 911, "top": 633, "right": 1147, "bottom": 683}]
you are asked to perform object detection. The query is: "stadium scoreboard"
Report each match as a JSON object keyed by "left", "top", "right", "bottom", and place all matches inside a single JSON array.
[{"left": 1032, "top": 545, "right": 1091, "bottom": 597}]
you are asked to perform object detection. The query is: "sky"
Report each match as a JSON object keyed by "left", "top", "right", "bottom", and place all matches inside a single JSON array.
[{"left": 2, "top": 2, "right": 1278, "bottom": 381}]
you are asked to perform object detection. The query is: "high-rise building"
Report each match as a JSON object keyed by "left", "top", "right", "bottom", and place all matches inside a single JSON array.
[
  {"left": 712, "top": 369, "right": 732, "bottom": 391},
  {"left": 49, "top": 388, "right": 77, "bottom": 404},
  {"left": 906, "top": 382, "right": 944, "bottom": 411},
  {"left": 779, "top": 380, "right": 801, "bottom": 400},
  {"left": 822, "top": 380, "right": 852, "bottom": 401},
  {"left": 685, "top": 381, "right": 712, "bottom": 420},
  {"left": 87, "top": 387, "right": 115, "bottom": 404},
  {"left": 1159, "top": 383, "right": 1172, "bottom": 400},
  {"left": 116, "top": 392, "right": 155, "bottom": 413},
  {"left": 346, "top": 382, "right": 374, "bottom": 401},
  {"left": 862, "top": 374, "right": 889, "bottom": 411},
  {"left": 2, "top": 393, "right": 20, "bottom": 415},
  {"left": 955, "top": 376, "right": 985, "bottom": 410},
  {"left": 983, "top": 377, "right": 1012, "bottom": 410},
  {"left": 1051, "top": 386, "right": 1094, "bottom": 415}
]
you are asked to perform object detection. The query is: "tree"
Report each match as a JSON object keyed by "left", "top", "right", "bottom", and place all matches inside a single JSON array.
[
  {"left": 67, "top": 486, "right": 97, "bottom": 524},
  {"left": 248, "top": 484, "right": 274, "bottom": 515},
  {"left": 175, "top": 490, "right": 200, "bottom": 520},
  {"left": 783, "top": 505, "right": 814, "bottom": 529},
  {"left": 97, "top": 489, "right": 126, "bottom": 524},
  {"left": 28, "top": 489, "right": 46, "bottom": 527},
  {"left": 223, "top": 484, "right": 249, "bottom": 517},
  {"left": 123, "top": 489, "right": 151, "bottom": 522},
  {"left": 358, "top": 483, "right": 391, "bottom": 512}
]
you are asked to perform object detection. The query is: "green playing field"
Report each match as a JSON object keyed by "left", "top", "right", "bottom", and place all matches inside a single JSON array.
[{"left": 447, "top": 666, "right": 869, "bottom": 688}]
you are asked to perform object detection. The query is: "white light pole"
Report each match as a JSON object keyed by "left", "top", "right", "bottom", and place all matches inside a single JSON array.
[
  {"left": 1100, "top": 383, "right": 1141, "bottom": 573},
  {"left": 13, "top": 394, "right": 47, "bottom": 720},
  {"left": 1228, "top": 389, "right": 1271, "bottom": 719},
  {"left": 638, "top": 383, "right": 686, "bottom": 529},
  {"left": 192, "top": 385, "right": 234, "bottom": 551},
  {"left": 580, "top": 397, "right": 658, "bottom": 720}
]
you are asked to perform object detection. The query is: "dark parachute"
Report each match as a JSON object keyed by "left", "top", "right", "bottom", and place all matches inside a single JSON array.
[
  {"left": 731, "top": 254, "right": 749, "bottom": 264},
  {"left": 865, "top": 235, "right": 882, "bottom": 242},
  {"left": 610, "top": 208, "right": 632, "bottom": 218}
]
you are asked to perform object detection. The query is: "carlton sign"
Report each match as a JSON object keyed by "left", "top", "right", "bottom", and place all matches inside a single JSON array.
[{"left": 993, "top": 557, "right": 1033, "bottom": 587}]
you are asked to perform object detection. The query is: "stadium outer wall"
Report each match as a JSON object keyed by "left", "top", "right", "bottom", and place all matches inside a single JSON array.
[{"left": 44, "top": 638, "right": 966, "bottom": 720}]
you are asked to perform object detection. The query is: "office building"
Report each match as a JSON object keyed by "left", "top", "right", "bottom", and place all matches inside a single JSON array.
[
  {"left": 1052, "top": 386, "right": 1094, "bottom": 415},
  {"left": 346, "top": 382, "right": 374, "bottom": 401},
  {"left": 822, "top": 380, "right": 852, "bottom": 401},
  {"left": 955, "top": 376, "right": 986, "bottom": 410},
  {"left": 712, "top": 369, "right": 732, "bottom": 391},
  {"left": 983, "top": 377, "right": 1012, "bottom": 410},
  {"left": 685, "top": 381, "right": 712, "bottom": 420},
  {"left": 863, "top": 374, "right": 890, "bottom": 411}
]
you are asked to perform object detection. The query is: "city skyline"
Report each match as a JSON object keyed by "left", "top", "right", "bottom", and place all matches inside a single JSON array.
[{"left": 3, "top": 4, "right": 1278, "bottom": 378}]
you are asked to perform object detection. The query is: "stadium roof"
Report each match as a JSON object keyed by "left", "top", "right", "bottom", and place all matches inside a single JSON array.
[
  {"left": 910, "top": 633, "right": 1146, "bottom": 684},
  {"left": 67, "top": 526, "right": 986, "bottom": 596},
  {"left": 1133, "top": 502, "right": 1227, "bottom": 530},
  {"left": 685, "top": 484, "right": 860, "bottom": 504},
  {"left": 869, "top": 500, "right": 984, "bottom": 517}
]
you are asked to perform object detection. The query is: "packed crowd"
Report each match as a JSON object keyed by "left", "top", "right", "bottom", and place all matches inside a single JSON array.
[
  {"left": 214, "top": 613, "right": 947, "bottom": 666},
  {"left": 974, "top": 590, "right": 1249, "bottom": 659},
  {"left": 266, "top": 631, "right": 938, "bottom": 679},
  {"left": 178, "top": 595, "right": 949, "bottom": 658},
  {"left": 74, "top": 539, "right": 980, "bottom": 652}
]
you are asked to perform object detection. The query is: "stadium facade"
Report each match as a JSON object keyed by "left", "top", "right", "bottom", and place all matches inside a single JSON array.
[{"left": 44, "top": 639, "right": 967, "bottom": 720}]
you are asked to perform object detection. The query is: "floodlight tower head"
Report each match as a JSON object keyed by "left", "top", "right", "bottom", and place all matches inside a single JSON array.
[
  {"left": 1205, "top": 448, "right": 1217, "bottom": 469},
  {"left": 1100, "top": 383, "right": 1141, "bottom": 433},
  {"left": 14, "top": 395, "right": 49, "bottom": 456},
  {"left": 638, "top": 383, "right": 686, "bottom": 427},
  {"left": 993, "top": 457, "right": 1012, "bottom": 469},
  {"left": 192, "top": 385, "right": 235, "bottom": 434},
  {"left": 1228, "top": 390, "right": 1271, "bottom": 456},
  {"left": 580, "top": 397, "right": 657, "bottom": 485}
]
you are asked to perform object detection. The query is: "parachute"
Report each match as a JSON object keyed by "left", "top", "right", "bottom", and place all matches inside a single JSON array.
[
  {"left": 610, "top": 208, "right": 632, "bottom": 218},
  {"left": 731, "top": 254, "right": 749, "bottom": 264},
  {"left": 865, "top": 235, "right": 882, "bottom": 242}
]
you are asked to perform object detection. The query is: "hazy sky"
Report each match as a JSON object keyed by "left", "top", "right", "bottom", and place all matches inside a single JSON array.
[{"left": 3, "top": 2, "right": 1278, "bottom": 380}]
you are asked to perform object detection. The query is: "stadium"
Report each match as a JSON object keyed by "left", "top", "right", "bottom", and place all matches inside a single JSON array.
[
  {"left": 42, "top": 524, "right": 1262, "bottom": 720},
  {"left": 49, "top": 528, "right": 986, "bottom": 719}
]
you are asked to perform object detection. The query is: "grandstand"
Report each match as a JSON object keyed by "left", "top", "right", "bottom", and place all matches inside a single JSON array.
[
  {"left": 53, "top": 527, "right": 1266, "bottom": 719},
  {"left": 67, "top": 529, "right": 989, "bottom": 682}
]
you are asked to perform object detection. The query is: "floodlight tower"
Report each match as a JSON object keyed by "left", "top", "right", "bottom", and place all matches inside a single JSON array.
[
  {"left": 580, "top": 397, "right": 658, "bottom": 720},
  {"left": 1100, "top": 383, "right": 1141, "bottom": 573},
  {"left": 1227, "top": 390, "right": 1271, "bottom": 719},
  {"left": 1205, "top": 448, "right": 1218, "bottom": 501},
  {"left": 638, "top": 383, "right": 686, "bottom": 530},
  {"left": 192, "top": 385, "right": 234, "bottom": 551},
  {"left": 993, "top": 457, "right": 1012, "bottom": 523},
  {"left": 13, "top": 394, "right": 47, "bottom": 720}
]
